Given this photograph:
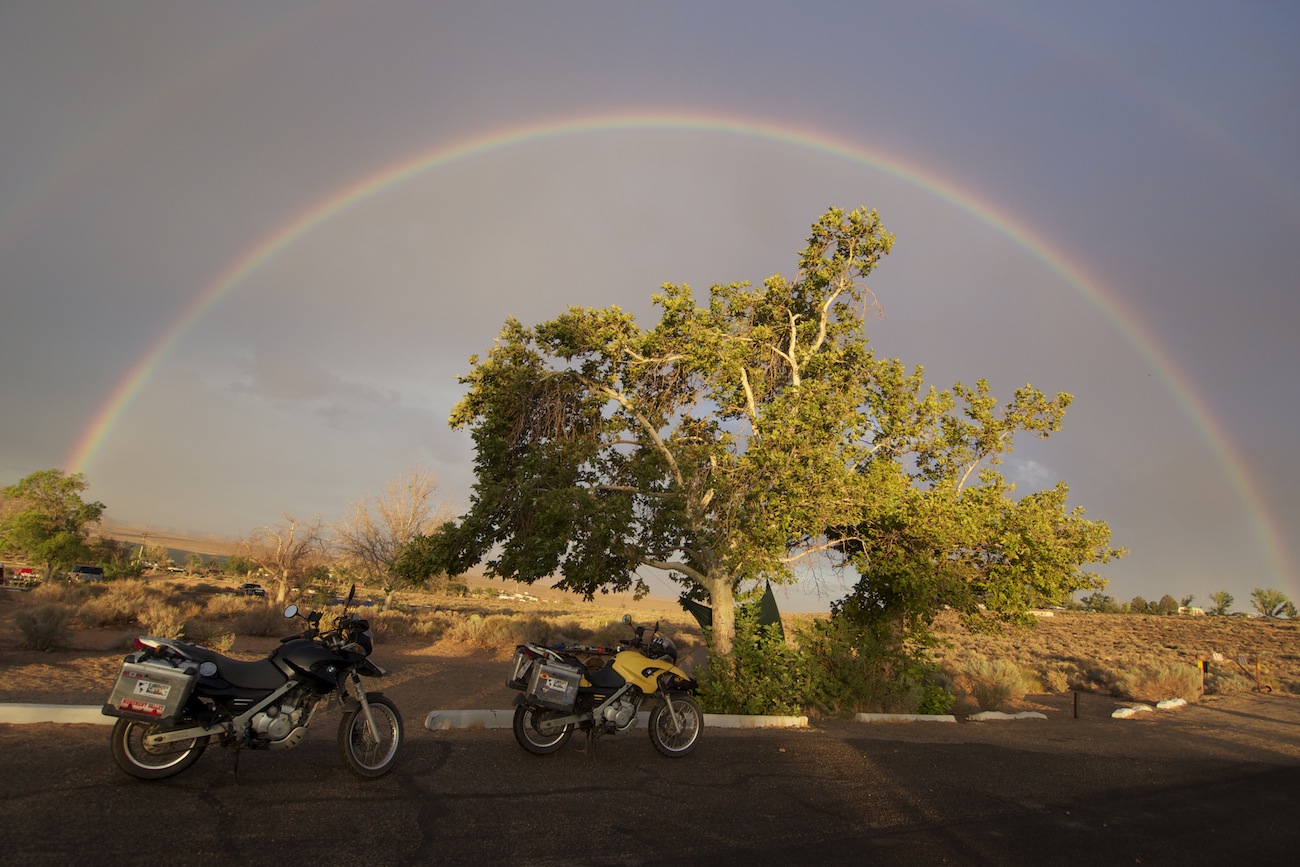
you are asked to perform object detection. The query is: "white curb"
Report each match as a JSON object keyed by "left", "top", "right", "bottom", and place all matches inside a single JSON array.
[
  {"left": 967, "top": 710, "right": 1048, "bottom": 721},
  {"left": 424, "top": 710, "right": 809, "bottom": 731},
  {"left": 0, "top": 704, "right": 113, "bottom": 725},
  {"left": 856, "top": 712, "right": 957, "bottom": 723}
]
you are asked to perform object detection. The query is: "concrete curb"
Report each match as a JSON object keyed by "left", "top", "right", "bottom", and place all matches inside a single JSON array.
[
  {"left": 0, "top": 704, "right": 805, "bottom": 731},
  {"left": 0, "top": 704, "right": 113, "bottom": 725},
  {"left": 856, "top": 712, "right": 958, "bottom": 723},
  {"left": 424, "top": 709, "right": 809, "bottom": 731}
]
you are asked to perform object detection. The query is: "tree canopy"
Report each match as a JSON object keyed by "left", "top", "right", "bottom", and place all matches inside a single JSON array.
[
  {"left": 437, "top": 207, "right": 1121, "bottom": 653},
  {"left": 0, "top": 469, "right": 105, "bottom": 579}
]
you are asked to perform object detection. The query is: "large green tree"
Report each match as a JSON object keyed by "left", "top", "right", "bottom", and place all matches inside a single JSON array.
[
  {"left": 440, "top": 207, "right": 1120, "bottom": 654},
  {"left": 0, "top": 469, "right": 106, "bottom": 579}
]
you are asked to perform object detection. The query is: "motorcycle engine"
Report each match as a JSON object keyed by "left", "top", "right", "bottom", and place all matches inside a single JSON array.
[
  {"left": 602, "top": 697, "right": 638, "bottom": 731},
  {"left": 251, "top": 689, "right": 309, "bottom": 743}
]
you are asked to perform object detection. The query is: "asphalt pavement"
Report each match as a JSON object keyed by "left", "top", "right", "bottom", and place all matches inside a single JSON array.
[{"left": 1, "top": 694, "right": 1297, "bottom": 866}]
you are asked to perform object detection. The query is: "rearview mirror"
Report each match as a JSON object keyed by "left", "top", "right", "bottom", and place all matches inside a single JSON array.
[
  {"left": 283, "top": 605, "right": 298, "bottom": 619},
  {"left": 621, "top": 614, "right": 632, "bottom": 625}
]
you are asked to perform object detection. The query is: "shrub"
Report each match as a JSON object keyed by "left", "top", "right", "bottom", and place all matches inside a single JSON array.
[
  {"left": 234, "top": 603, "right": 290, "bottom": 637},
  {"left": 1118, "top": 662, "right": 1202, "bottom": 703},
  {"left": 138, "top": 601, "right": 190, "bottom": 639},
  {"left": 185, "top": 621, "right": 237, "bottom": 654},
  {"left": 917, "top": 681, "right": 957, "bottom": 715},
  {"left": 796, "top": 614, "right": 930, "bottom": 715},
  {"left": 203, "top": 593, "right": 257, "bottom": 620},
  {"left": 444, "top": 613, "right": 545, "bottom": 649},
  {"left": 76, "top": 594, "right": 140, "bottom": 628},
  {"left": 964, "top": 658, "right": 1031, "bottom": 710},
  {"left": 14, "top": 604, "right": 72, "bottom": 651},
  {"left": 699, "top": 619, "right": 814, "bottom": 716},
  {"left": 1037, "top": 662, "right": 1075, "bottom": 694}
]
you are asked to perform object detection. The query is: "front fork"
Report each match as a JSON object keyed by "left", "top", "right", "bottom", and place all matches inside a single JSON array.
[
  {"left": 661, "top": 689, "right": 683, "bottom": 734},
  {"left": 344, "top": 670, "right": 381, "bottom": 742}
]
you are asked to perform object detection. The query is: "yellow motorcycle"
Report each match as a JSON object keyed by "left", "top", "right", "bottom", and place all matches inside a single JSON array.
[{"left": 506, "top": 616, "right": 702, "bottom": 757}]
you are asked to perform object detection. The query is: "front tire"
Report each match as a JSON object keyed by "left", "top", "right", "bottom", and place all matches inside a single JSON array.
[
  {"left": 512, "top": 704, "right": 574, "bottom": 755},
  {"left": 338, "top": 694, "right": 403, "bottom": 778},
  {"left": 110, "top": 718, "right": 207, "bottom": 780},
  {"left": 648, "top": 692, "right": 702, "bottom": 757}
]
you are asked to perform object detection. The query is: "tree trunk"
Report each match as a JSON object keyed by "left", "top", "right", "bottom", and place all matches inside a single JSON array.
[{"left": 704, "top": 574, "right": 737, "bottom": 656}]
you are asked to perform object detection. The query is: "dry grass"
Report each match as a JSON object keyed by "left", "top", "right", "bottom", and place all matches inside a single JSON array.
[
  {"left": 6, "top": 572, "right": 1299, "bottom": 704},
  {"left": 928, "top": 610, "right": 1300, "bottom": 698}
]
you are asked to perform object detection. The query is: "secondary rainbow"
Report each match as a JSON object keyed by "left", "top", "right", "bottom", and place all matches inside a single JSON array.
[{"left": 63, "top": 109, "right": 1293, "bottom": 588}]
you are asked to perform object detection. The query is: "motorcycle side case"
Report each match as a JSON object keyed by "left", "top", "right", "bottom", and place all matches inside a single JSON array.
[
  {"left": 102, "top": 657, "right": 198, "bottom": 723},
  {"left": 527, "top": 661, "right": 583, "bottom": 711}
]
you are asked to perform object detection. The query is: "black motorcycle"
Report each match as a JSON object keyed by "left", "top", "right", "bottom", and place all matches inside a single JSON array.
[{"left": 102, "top": 587, "right": 402, "bottom": 780}]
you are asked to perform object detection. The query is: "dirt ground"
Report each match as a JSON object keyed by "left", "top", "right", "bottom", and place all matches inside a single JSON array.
[{"left": 0, "top": 627, "right": 517, "bottom": 715}]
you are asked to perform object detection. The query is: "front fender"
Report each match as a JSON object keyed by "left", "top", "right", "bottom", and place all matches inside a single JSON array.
[{"left": 356, "top": 659, "right": 386, "bottom": 677}]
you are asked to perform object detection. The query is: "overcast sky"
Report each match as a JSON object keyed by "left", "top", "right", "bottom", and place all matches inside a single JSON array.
[{"left": 2, "top": 1, "right": 1297, "bottom": 612}]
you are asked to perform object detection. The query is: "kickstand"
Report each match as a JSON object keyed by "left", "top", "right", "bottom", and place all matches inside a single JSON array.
[
  {"left": 585, "top": 727, "right": 597, "bottom": 760},
  {"left": 230, "top": 747, "right": 241, "bottom": 783}
]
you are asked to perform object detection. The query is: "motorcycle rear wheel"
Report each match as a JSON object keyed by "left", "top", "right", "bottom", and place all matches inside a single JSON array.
[
  {"left": 512, "top": 704, "right": 574, "bottom": 755},
  {"left": 338, "top": 694, "right": 403, "bottom": 778},
  {"left": 648, "top": 692, "right": 702, "bottom": 757},
  {"left": 110, "top": 718, "right": 207, "bottom": 780}
]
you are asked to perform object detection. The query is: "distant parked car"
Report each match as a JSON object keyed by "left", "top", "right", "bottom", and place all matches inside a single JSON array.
[
  {"left": 239, "top": 582, "right": 267, "bottom": 597},
  {"left": 68, "top": 564, "right": 105, "bottom": 582}
]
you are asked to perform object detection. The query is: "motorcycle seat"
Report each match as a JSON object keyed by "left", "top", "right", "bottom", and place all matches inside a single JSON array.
[{"left": 174, "top": 642, "right": 288, "bottom": 690}]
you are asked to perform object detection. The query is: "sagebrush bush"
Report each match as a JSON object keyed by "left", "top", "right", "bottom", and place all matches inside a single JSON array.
[
  {"left": 14, "top": 603, "right": 72, "bottom": 651},
  {"left": 1037, "top": 662, "right": 1075, "bottom": 694},
  {"left": 76, "top": 593, "right": 140, "bottom": 628},
  {"left": 203, "top": 593, "right": 257, "bottom": 620},
  {"left": 138, "top": 601, "right": 191, "bottom": 639},
  {"left": 1118, "top": 662, "right": 1202, "bottom": 703},
  {"left": 185, "top": 621, "right": 237, "bottom": 653},
  {"left": 233, "top": 603, "right": 290, "bottom": 637},
  {"left": 964, "top": 658, "right": 1031, "bottom": 710}
]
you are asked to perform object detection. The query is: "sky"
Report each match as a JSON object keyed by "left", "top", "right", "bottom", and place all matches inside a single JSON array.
[{"left": 2, "top": 1, "right": 1297, "bottom": 613}]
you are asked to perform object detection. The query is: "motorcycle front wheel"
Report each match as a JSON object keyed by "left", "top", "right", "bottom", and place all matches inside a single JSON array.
[
  {"left": 512, "top": 704, "right": 574, "bottom": 755},
  {"left": 338, "top": 694, "right": 403, "bottom": 778},
  {"left": 648, "top": 692, "right": 702, "bottom": 757},
  {"left": 110, "top": 718, "right": 208, "bottom": 780}
]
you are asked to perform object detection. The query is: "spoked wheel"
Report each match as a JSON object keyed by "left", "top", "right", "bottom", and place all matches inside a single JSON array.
[
  {"left": 338, "top": 694, "right": 403, "bottom": 778},
  {"left": 111, "top": 718, "right": 208, "bottom": 780},
  {"left": 512, "top": 704, "right": 574, "bottom": 755},
  {"left": 648, "top": 692, "right": 702, "bottom": 757}
]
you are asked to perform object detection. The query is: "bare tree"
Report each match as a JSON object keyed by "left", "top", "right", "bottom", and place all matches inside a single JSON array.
[
  {"left": 334, "top": 466, "right": 454, "bottom": 610},
  {"left": 244, "top": 514, "right": 326, "bottom": 605}
]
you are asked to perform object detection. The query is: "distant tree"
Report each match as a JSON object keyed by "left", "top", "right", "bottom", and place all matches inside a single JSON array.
[
  {"left": 1129, "top": 595, "right": 1149, "bottom": 614},
  {"left": 244, "top": 515, "right": 326, "bottom": 605},
  {"left": 186, "top": 553, "right": 205, "bottom": 573},
  {"left": 1250, "top": 588, "right": 1297, "bottom": 619},
  {"left": 223, "top": 554, "right": 255, "bottom": 578},
  {"left": 1152, "top": 594, "right": 1179, "bottom": 616},
  {"left": 0, "top": 470, "right": 105, "bottom": 580},
  {"left": 1179, "top": 594, "right": 1195, "bottom": 608},
  {"left": 333, "top": 466, "right": 455, "bottom": 611},
  {"left": 1207, "top": 590, "right": 1234, "bottom": 616},
  {"left": 1081, "top": 591, "right": 1122, "bottom": 613}
]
